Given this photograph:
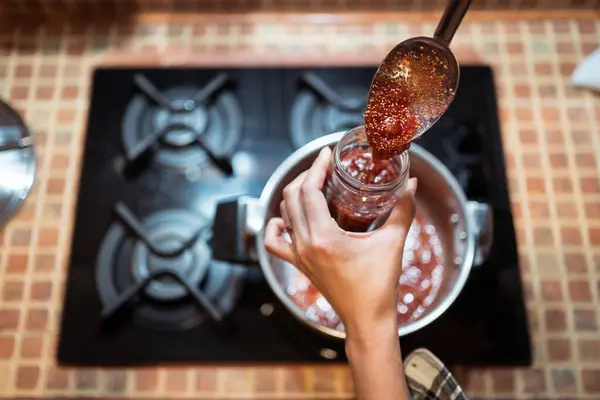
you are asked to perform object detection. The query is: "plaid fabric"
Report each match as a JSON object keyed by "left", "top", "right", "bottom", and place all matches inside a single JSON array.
[{"left": 404, "top": 348, "right": 468, "bottom": 400}]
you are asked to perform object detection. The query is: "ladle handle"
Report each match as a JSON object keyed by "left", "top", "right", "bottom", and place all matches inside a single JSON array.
[{"left": 433, "top": 0, "right": 473, "bottom": 45}]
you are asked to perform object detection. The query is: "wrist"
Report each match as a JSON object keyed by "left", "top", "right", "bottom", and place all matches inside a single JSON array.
[
  {"left": 345, "top": 323, "right": 409, "bottom": 400},
  {"left": 343, "top": 296, "right": 398, "bottom": 344},
  {"left": 345, "top": 313, "right": 399, "bottom": 352},
  {"left": 345, "top": 320, "right": 403, "bottom": 377}
]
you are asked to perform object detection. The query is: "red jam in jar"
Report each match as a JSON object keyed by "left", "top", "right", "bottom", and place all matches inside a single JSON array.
[
  {"left": 324, "top": 126, "right": 410, "bottom": 233},
  {"left": 339, "top": 147, "right": 400, "bottom": 185}
]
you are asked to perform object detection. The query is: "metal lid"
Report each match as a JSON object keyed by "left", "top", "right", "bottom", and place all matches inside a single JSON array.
[{"left": 0, "top": 100, "right": 36, "bottom": 229}]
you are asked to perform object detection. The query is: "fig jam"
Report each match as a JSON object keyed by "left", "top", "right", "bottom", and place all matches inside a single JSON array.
[
  {"left": 288, "top": 209, "right": 444, "bottom": 330},
  {"left": 364, "top": 42, "right": 456, "bottom": 159},
  {"left": 327, "top": 147, "right": 402, "bottom": 232},
  {"left": 323, "top": 126, "right": 409, "bottom": 233},
  {"left": 339, "top": 147, "right": 400, "bottom": 185}
]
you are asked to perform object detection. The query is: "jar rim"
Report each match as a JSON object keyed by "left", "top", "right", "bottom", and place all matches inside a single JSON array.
[{"left": 334, "top": 126, "right": 410, "bottom": 193}]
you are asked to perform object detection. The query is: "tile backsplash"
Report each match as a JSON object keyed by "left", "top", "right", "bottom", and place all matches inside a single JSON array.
[
  {"left": 2, "top": 0, "right": 599, "bottom": 14},
  {"left": 0, "top": 3, "right": 599, "bottom": 396}
]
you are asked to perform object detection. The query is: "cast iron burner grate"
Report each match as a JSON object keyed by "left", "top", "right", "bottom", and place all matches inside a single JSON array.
[
  {"left": 121, "top": 73, "right": 241, "bottom": 174},
  {"left": 290, "top": 72, "right": 367, "bottom": 148},
  {"left": 96, "top": 202, "right": 245, "bottom": 331}
]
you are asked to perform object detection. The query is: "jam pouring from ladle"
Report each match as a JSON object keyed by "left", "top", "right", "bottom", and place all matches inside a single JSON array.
[{"left": 364, "top": 0, "right": 473, "bottom": 159}]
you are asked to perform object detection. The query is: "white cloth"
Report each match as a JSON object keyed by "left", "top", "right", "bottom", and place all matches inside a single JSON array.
[{"left": 572, "top": 46, "right": 600, "bottom": 92}]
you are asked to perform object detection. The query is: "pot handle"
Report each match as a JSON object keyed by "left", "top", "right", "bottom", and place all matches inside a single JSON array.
[
  {"left": 212, "top": 196, "right": 264, "bottom": 264},
  {"left": 466, "top": 201, "right": 493, "bottom": 267}
]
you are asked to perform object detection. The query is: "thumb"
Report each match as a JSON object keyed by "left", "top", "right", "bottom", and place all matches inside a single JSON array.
[{"left": 377, "top": 177, "right": 417, "bottom": 235}]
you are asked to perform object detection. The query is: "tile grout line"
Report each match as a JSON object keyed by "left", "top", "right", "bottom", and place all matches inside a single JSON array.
[
  {"left": 548, "top": 18, "right": 596, "bottom": 389},
  {"left": 55, "top": 24, "right": 92, "bottom": 396},
  {"left": 16, "top": 23, "right": 47, "bottom": 396},
  {"left": 45, "top": 24, "right": 73, "bottom": 397},
  {"left": 511, "top": 21, "right": 548, "bottom": 397},
  {"left": 498, "top": 20, "right": 544, "bottom": 397},
  {"left": 570, "top": 19, "right": 600, "bottom": 387},
  {"left": 523, "top": 20, "right": 583, "bottom": 394},
  {"left": 32, "top": 25, "right": 53, "bottom": 398},
  {"left": 530, "top": 19, "right": 573, "bottom": 391}
]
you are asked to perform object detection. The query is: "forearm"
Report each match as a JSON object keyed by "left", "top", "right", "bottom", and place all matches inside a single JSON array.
[{"left": 345, "top": 320, "right": 411, "bottom": 400}]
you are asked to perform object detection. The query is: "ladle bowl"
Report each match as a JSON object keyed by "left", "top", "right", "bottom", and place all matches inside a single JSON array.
[{"left": 366, "top": 0, "right": 472, "bottom": 146}]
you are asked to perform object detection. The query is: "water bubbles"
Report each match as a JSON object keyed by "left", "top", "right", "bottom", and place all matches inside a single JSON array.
[
  {"left": 421, "top": 250, "right": 431, "bottom": 264},
  {"left": 405, "top": 235, "right": 417, "bottom": 248},
  {"left": 413, "top": 305, "right": 426, "bottom": 319},
  {"left": 298, "top": 277, "right": 309, "bottom": 290},
  {"left": 398, "top": 304, "right": 409, "bottom": 314},
  {"left": 410, "top": 220, "right": 420, "bottom": 234},
  {"left": 316, "top": 297, "right": 331, "bottom": 311},
  {"left": 403, "top": 293, "right": 415, "bottom": 304},
  {"left": 306, "top": 307, "right": 318, "bottom": 322},
  {"left": 423, "top": 294, "right": 434, "bottom": 307},
  {"left": 413, "top": 305, "right": 425, "bottom": 319},
  {"left": 425, "top": 224, "right": 436, "bottom": 235},
  {"left": 406, "top": 267, "right": 421, "bottom": 280},
  {"left": 325, "top": 309, "right": 337, "bottom": 323},
  {"left": 432, "top": 265, "right": 443, "bottom": 284}
]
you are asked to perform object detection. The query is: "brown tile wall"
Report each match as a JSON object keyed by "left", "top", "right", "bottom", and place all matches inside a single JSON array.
[
  {"left": 2, "top": 0, "right": 600, "bottom": 14},
  {"left": 0, "top": 11, "right": 599, "bottom": 400}
]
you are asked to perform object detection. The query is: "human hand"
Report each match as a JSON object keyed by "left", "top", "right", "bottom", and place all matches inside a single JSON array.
[{"left": 264, "top": 146, "right": 417, "bottom": 344}]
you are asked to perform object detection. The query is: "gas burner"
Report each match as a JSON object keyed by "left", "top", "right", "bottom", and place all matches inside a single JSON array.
[
  {"left": 122, "top": 74, "right": 241, "bottom": 174},
  {"left": 154, "top": 104, "right": 208, "bottom": 148},
  {"left": 290, "top": 72, "right": 367, "bottom": 148},
  {"left": 128, "top": 209, "right": 211, "bottom": 301},
  {"left": 436, "top": 118, "right": 485, "bottom": 194},
  {"left": 96, "top": 203, "right": 246, "bottom": 330}
]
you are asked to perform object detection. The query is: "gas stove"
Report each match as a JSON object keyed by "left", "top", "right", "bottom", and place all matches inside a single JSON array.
[{"left": 58, "top": 66, "right": 531, "bottom": 366}]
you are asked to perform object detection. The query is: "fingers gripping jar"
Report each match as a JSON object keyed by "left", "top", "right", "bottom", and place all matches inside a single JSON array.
[{"left": 324, "top": 126, "right": 410, "bottom": 233}]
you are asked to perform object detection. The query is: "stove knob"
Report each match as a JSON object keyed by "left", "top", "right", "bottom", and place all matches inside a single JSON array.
[
  {"left": 319, "top": 348, "right": 338, "bottom": 360},
  {"left": 260, "top": 303, "right": 274, "bottom": 316}
]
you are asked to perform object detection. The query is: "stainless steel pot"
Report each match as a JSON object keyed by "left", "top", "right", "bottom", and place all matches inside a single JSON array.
[
  {"left": 214, "top": 131, "right": 493, "bottom": 339},
  {"left": 0, "top": 101, "right": 36, "bottom": 230}
]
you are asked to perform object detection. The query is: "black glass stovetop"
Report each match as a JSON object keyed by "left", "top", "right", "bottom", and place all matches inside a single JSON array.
[{"left": 58, "top": 66, "right": 531, "bottom": 367}]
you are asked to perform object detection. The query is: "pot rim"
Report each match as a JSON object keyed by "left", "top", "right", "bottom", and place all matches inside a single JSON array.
[{"left": 255, "top": 130, "right": 476, "bottom": 339}]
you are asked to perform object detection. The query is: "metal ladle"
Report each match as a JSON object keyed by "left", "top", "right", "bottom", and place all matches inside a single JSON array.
[{"left": 366, "top": 0, "right": 473, "bottom": 147}]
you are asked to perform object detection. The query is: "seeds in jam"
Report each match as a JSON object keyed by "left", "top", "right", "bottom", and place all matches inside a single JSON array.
[
  {"left": 339, "top": 147, "right": 400, "bottom": 184},
  {"left": 326, "top": 146, "right": 403, "bottom": 232},
  {"left": 364, "top": 43, "right": 456, "bottom": 159}
]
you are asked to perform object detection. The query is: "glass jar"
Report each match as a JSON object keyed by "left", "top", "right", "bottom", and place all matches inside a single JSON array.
[{"left": 324, "top": 126, "right": 410, "bottom": 233}]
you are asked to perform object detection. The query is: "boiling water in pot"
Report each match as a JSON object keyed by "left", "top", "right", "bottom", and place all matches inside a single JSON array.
[{"left": 286, "top": 208, "right": 444, "bottom": 331}]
